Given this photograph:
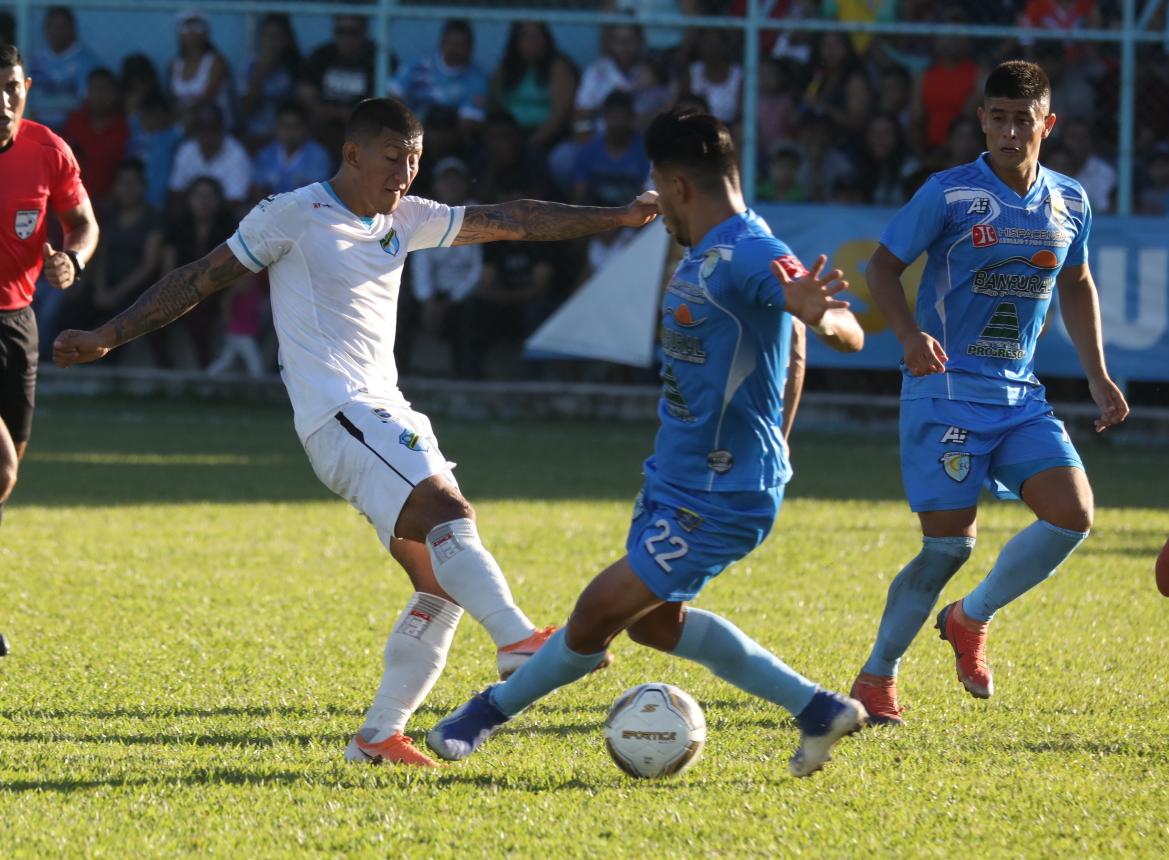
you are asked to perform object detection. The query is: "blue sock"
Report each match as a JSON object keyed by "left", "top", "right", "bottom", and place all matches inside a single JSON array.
[
  {"left": 488, "top": 628, "right": 606, "bottom": 717},
  {"left": 862, "top": 536, "right": 975, "bottom": 676},
  {"left": 671, "top": 608, "right": 818, "bottom": 717},
  {"left": 963, "top": 520, "right": 1088, "bottom": 622}
]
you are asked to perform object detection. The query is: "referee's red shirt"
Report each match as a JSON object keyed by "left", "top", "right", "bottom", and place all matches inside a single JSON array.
[{"left": 0, "top": 119, "right": 87, "bottom": 310}]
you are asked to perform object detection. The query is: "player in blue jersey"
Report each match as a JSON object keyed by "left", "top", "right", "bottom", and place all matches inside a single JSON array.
[
  {"left": 427, "top": 109, "right": 868, "bottom": 777},
  {"left": 848, "top": 61, "right": 1129, "bottom": 725}
]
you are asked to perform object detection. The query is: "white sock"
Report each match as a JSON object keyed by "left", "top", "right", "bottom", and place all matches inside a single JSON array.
[
  {"left": 426, "top": 518, "right": 535, "bottom": 648},
  {"left": 359, "top": 592, "right": 462, "bottom": 743}
]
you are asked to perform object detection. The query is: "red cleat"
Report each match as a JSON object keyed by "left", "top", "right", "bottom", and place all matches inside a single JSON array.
[
  {"left": 496, "top": 625, "right": 614, "bottom": 680},
  {"left": 345, "top": 731, "right": 439, "bottom": 767},
  {"left": 936, "top": 601, "right": 993, "bottom": 699},
  {"left": 850, "top": 675, "right": 906, "bottom": 726}
]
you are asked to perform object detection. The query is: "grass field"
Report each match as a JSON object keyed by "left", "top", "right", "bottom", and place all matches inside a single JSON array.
[{"left": 2, "top": 396, "right": 1167, "bottom": 858}]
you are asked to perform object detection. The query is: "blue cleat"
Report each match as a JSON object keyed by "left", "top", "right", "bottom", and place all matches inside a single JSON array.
[
  {"left": 427, "top": 685, "right": 512, "bottom": 761},
  {"left": 789, "top": 689, "right": 868, "bottom": 777}
]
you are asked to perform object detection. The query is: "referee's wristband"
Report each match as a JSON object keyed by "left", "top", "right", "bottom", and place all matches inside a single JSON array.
[{"left": 64, "top": 249, "right": 84, "bottom": 279}]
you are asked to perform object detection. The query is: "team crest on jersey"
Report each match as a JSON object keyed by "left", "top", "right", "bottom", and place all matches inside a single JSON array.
[
  {"left": 967, "top": 197, "right": 991, "bottom": 216},
  {"left": 667, "top": 303, "right": 704, "bottom": 327},
  {"left": 940, "top": 426, "right": 969, "bottom": 445},
  {"left": 380, "top": 228, "right": 401, "bottom": 255},
  {"left": 1046, "top": 191, "right": 1069, "bottom": 225},
  {"left": 940, "top": 452, "right": 971, "bottom": 483},
  {"left": 399, "top": 428, "right": 429, "bottom": 451},
  {"left": 971, "top": 224, "right": 998, "bottom": 247},
  {"left": 14, "top": 209, "right": 39, "bottom": 240},
  {"left": 700, "top": 249, "right": 720, "bottom": 279}
]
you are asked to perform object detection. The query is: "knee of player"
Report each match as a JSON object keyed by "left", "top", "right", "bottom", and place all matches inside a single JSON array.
[
  {"left": 626, "top": 616, "right": 682, "bottom": 652},
  {"left": 564, "top": 611, "right": 618, "bottom": 655},
  {"left": 0, "top": 460, "right": 17, "bottom": 502},
  {"left": 1049, "top": 504, "right": 1093, "bottom": 534}
]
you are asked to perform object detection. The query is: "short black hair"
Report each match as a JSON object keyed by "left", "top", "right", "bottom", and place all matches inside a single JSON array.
[
  {"left": 645, "top": 109, "right": 739, "bottom": 193},
  {"left": 443, "top": 18, "right": 473, "bottom": 42},
  {"left": 276, "top": 99, "right": 308, "bottom": 122},
  {"left": 602, "top": 89, "right": 635, "bottom": 114},
  {"left": 345, "top": 97, "right": 423, "bottom": 144},
  {"left": 985, "top": 60, "right": 1051, "bottom": 106},
  {"left": 0, "top": 42, "right": 22, "bottom": 70},
  {"left": 87, "top": 67, "right": 118, "bottom": 86}
]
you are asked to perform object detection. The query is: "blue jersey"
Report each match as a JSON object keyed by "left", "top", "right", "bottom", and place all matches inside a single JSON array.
[
  {"left": 652, "top": 210, "right": 796, "bottom": 492},
  {"left": 880, "top": 154, "right": 1091, "bottom": 405}
]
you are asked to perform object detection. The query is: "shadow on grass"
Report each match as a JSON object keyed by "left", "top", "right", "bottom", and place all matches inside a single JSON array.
[
  {"left": 3, "top": 731, "right": 353, "bottom": 748},
  {"left": 0, "top": 704, "right": 364, "bottom": 721},
  {"left": 0, "top": 770, "right": 309, "bottom": 795}
]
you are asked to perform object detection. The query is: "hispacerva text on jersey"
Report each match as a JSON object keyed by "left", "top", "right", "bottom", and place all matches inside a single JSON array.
[
  {"left": 227, "top": 183, "right": 464, "bottom": 441},
  {"left": 652, "top": 209, "right": 797, "bottom": 493},
  {"left": 881, "top": 154, "right": 1090, "bottom": 406}
]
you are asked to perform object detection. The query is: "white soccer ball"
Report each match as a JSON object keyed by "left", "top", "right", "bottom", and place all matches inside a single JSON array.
[{"left": 603, "top": 683, "right": 706, "bottom": 778}]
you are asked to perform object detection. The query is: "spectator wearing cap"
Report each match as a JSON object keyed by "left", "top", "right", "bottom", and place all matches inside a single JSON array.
[
  {"left": 299, "top": 14, "right": 385, "bottom": 156},
  {"left": 251, "top": 101, "right": 332, "bottom": 197},
  {"left": 391, "top": 19, "right": 488, "bottom": 128},
  {"left": 62, "top": 67, "right": 131, "bottom": 206},
  {"left": 168, "top": 9, "right": 233, "bottom": 129},
  {"left": 401, "top": 157, "right": 483, "bottom": 378},
  {"left": 28, "top": 5, "right": 100, "bottom": 129},
  {"left": 571, "top": 90, "right": 650, "bottom": 208},
  {"left": 168, "top": 105, "right": 252, "bottom": 212}
]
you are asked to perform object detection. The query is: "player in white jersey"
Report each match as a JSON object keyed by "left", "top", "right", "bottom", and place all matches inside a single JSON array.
[{"left": 53, "top": 98, "right": 659, "bottom": 767}]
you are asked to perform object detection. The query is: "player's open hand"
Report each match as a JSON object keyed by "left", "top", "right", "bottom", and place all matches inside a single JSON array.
[
  {"left": 620, "top": 190, "right": 659, "bottom": 228},
  {"left": 53, "top": 329, "right": 112, "bottom": 367},
  {"left": 900, "top": 330, "right": 948, "bottom": 376},
  {"left": 42, "top": 243, "right": 76, "bottom": 290},
  {"left": 1089, "top": 375, "right": 1129, "bottom": 432},
  {"left": 772, "top": 253, "right": 850, "bottom": 327}
]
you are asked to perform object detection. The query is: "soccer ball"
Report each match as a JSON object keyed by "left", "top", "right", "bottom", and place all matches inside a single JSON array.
[{"left": 603, "top": 683, "right": 706, "bottom": 778}]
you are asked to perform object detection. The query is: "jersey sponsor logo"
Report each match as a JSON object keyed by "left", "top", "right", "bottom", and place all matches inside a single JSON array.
[
  {"left": 667, "top": 303, "right": 704, "bottom": 327},
  {"left": 14, "top": 209, "right": 39, "bottom": 240},
  {"left": 940, "top": 426, "right": 969, "bottom": 445},
  {"left": 399, "top": 428, "right": 429, "bottom": 451},
  {"left": 666, "top": 278, "right": 706, "bottom": 304},
  {"left": 661, "top": 363, "right": 695, "bottom": 421},
  {"left": 999, "top": 226, "right": 1071, "bottom": 247},
  {"left": 312, "top": 201, "right": 333, "bottom": 209},
  {"left": 380, "top": 228, "right": 401, "bottom": 255},
  {"left": 966, "top": 197, "right": 991, "bottom": 215},
  {"left": 661, "top": 328, "right": 706, "bottom": 364},
  {"left": 971, "top": 224, "right": 998, "bottom": 247},
  {"left": 774, "top": 254, "right": 807, "bottom": 280},
  {"left": 706, "top": 450, "right": 734, "bottom": 473},
  {"left": 972, "top": 250, "right": 1059, "bottom": 299},
  {"left": 967, "top": 303, "right": 1026, "bottom": 359},
  {"left": 675, "top": 508, "right": 704, "bottom": 533},
  {"left": 940, "top": 452, "right": 971, "bottom": 482},
  {"left": 398, "top": 608, "right": 434, "bottom": 638}
]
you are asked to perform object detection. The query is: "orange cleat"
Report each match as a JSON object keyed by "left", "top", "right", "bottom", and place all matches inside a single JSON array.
[
  {"left": 850, "top": 675, "right": 906, "bottom": 726},
  {"left": 344, "top": 731, "right": 438, "bottom": 767},
  {"left": 936, "top": 601, "right": 993, "bottom": 699},
  {"left": 496, "top": 625, "right": 614, "bottom": 680}
]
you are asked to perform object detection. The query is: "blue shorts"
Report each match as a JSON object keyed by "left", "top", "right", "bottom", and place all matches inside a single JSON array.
[
  {"left": 625, "top": 459, "right": 783, "bottom": 602},
  {"left": 900, "top": 397, "right": 1083, "bottom": 513}
]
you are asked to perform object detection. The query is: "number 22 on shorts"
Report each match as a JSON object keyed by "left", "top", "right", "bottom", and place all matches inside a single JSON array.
[{"left": 644, "top": 518, "right": 689, "bottom": 572}]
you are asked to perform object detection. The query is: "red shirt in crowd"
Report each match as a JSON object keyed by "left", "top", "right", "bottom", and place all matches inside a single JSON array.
[
  {"left": 0, "top": 119, "right": 87, "bottom": 310},
  {"left": 63, "top": 107, "right": 130, "bottom": 204},
  {"left": 921, "top": 59, "right": 980, "bottom": 149}
]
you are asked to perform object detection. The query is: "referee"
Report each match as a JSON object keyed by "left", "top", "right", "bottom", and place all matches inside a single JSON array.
[{"left": 1, "top": 43, "right": 98, "bottom": 655}]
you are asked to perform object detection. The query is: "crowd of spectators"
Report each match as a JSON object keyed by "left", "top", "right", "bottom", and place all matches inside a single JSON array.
[{"left": 8, "top": 2, "right": 1168, "bottom": 381}]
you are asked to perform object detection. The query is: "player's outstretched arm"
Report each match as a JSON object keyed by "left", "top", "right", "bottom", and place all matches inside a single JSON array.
[
  {"left": 1056, "top": 262, "right": 1129, "bottom": 432},
  {"left": 452, "top": 191, "right": 658, "bottom": 245},
  {"left": 867, "top": 243, "right": 946, "bottom": 375},
  {"left": 53, "top": 243, "right": 250, "bottom": 367},
  {"left": 772, "top": 254, "right": 864, "bottom": 353}
]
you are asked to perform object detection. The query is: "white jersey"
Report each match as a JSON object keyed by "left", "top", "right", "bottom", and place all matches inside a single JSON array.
[{"left": 227, "top": 182, "right": 465, "bottom": 441}]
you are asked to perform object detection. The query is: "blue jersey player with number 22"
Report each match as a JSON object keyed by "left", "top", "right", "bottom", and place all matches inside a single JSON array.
[
  {"left": 849, "top": 61, "right": 1129, "bottom": 725},
  {"left": 428, "top": 109, "right": 869, "bottom": 777}
]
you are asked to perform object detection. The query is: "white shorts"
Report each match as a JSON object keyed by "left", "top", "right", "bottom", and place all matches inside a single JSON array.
[{"left": 303, "top": 402, "right": 457, "bottom": 544}]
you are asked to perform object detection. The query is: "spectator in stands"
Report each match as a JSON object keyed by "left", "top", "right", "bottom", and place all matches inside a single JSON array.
[
  {"left": 1042, "top": 143, "right": 1075, "bottom": 176},
  {"left": 168, "top": 104, "right": 252, "bottom": 211},
  {"left": 1138, "top": 144, "right": 1169, "bottom": 215},
  {"left": 168, "top": 9, "right": 233, "bottom": 129},
  {"left": 205, "top": 276, "right": 268, "bottom": 377},
  {"left": 943, "top": 116, "right": 983, "bottom": 170},
  {"left": 157, "top": 176, "right": 235, "bottom": 368},
  {"left": 403, "top": 157, "right": 483, "bottom": 378},
  {"left": 63, "top": 68, "right": 130, "bottom": 207},
  {"left": 571, "top": 90, "right": 650, "bottom": 207},
  {"left": 680, "top": 28, "right": 743, "bottom": 126},
  {"left": 28, "top": 6, "right": 100, "bottom": 129},
  {"left": 300, "top": 14, "right": 382, "bottom": 157},
  {"left": 250, "top": 101, "right": 332, "bottom": 197},
  {"left": 1062, "top": 117, "right": 1116, "bottom": 213},
  {"left": 756, "top": 57, "right": 801, "bottom": 152},
  {"left": 238, "top": 13, "right": 301, "bottom": 152},
  {"left": 479, "top": 109, "right": 553, "bottom": 205},
  {"left": 915, "top": 20, "right": 983, "bottom": 151},
  {"left": 803, "top": 31, "right": 864, "bottom": 132},
  {"left": 612, "top": 0, "right": 707, "bottom": 67},
  {"left": 756, "top": 142, "right": 807, "bottom": 203},
  {"left": 876, "top": 64, "right": 912, "bottom": 131},
  {"left": 89, "top": 159, "right": 164, "bottom": 335},
  {"left": 391, "top": 19, "right": 489, "bottom": 129},
  {"left": 822, "top": 0, "right": 898, "bottom": 58},
  {"left": 574, "top": 23, "right": 657, "bottom": 139},
  {"left": 794, "top": 109, "right": 855, "bottom": 202},
  {"left": 1033, "top": 40, "right": 1095, "bottom": 126},
  {"left": 128, "top": 90, "right": 183, "bottom": 211},
  {"left": 406, "top": 105, "right": 472, "bottom": 199},
  {"left": 119, "top": 53, "right": 164, "bottom": 127},
  {"left": 858, "top": 112, "right": 916, "bottom": 206},
  {"left": 491, "top": 22, "right": 578, "bottom": 152}
]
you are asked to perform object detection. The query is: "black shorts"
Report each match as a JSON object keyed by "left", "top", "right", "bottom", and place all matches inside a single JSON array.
[{"left": 0, "top": 305, "right": 38, "bottom": 443}]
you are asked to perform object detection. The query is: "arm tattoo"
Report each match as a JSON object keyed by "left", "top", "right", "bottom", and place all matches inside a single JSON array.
[
  {"left": 106, "top": 254, "right": 248, "bottom": 346},
  {"left": 455, "top": 200, "right": 623, "bottom": 244}
]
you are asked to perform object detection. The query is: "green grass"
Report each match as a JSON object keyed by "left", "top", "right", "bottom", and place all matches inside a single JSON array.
[{"left": 2, "top": 397, "right": 1168, "bottom": 858}]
